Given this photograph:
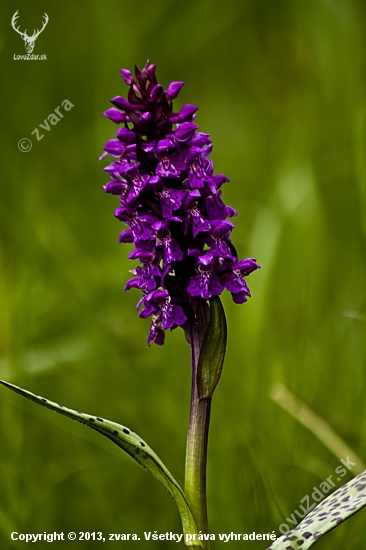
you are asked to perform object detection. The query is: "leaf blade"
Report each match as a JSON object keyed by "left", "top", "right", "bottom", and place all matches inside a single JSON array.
[
  {"left": 0, "top": 379, "right": 202, "bottom": 548},
  {"left": 267, "top": 469, "right": 366, "bottom": 549}
]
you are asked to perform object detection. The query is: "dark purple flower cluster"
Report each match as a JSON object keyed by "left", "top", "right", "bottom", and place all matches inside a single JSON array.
[{"left": 101, "top": 62, "right": 259, "bottom": 345}]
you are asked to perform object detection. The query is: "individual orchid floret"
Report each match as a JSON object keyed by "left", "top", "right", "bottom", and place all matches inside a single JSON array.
[{"left": 186, "top": 255, "right": 224, "bottom": 300}]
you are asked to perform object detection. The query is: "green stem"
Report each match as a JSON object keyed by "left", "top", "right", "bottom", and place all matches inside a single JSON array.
[
  {"left": 185, "top": 397, "right": 211, "bottom": 535},
  {"left": 185, "top": 299, "right": 211, "bottom": 549}
]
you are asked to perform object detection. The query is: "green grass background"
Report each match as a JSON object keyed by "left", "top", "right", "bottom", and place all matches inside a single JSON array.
[{"left": 0, "top": 0, "right": 365, "bottom": 548}]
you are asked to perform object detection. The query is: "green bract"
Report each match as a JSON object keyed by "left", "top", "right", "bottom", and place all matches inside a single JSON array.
[{"left": 197, "top": 296, "right": 227, "bottom": 400}]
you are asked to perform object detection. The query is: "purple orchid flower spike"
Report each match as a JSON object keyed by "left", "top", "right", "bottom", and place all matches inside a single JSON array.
[{"left": 101, "top": 61, "right": 260, "bottom": 346}]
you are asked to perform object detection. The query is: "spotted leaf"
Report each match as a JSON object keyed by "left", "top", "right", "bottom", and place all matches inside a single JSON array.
[
  {"left": 0, "top": 379, "right": 202, "bottom": 549},
  {"left": 267, "top": 470, "right": 366, "bottom": 549}
]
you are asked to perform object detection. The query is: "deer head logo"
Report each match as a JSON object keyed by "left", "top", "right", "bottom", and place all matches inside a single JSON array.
[{"left": 11, "top": 11, "right": 49, "bottom": 54}]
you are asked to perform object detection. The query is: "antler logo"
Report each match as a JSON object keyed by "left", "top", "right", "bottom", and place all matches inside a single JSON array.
[{"left": 11, "top": 11, "right": 49, "bottom": 53}]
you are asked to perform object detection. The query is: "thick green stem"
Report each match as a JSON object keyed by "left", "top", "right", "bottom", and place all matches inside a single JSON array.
[{"left": 185, "top": 299, "right": 211, "bottom": 549}]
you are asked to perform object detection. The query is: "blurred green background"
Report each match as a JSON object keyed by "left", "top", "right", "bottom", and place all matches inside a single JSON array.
[{"left": 0, "top": 0, "right": 365, "bottom": 548}]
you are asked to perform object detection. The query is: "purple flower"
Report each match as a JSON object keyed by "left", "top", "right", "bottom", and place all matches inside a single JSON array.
[
  {"left": 187, "top": 256, "right": 224, "bottom": 300},
  {"left": 183, "top": 191, "right": 211, "bottom": 237},
  {"left": 149, "top": 181, "right": 184, "bottom": 219},
  {"left": 147, "top": 320, "right": 165, "bottom": 346},
  {"left": 103, "top": 139, "right": 125, "bottom": 157},
  {"left": 138, "top": 289, "right": 187, "bottom": 345},
  {"left": 166, "top": 81, "right": 185, "bottom": 100},
  {"left": 114, "top": 205, "right": 157, "bottom": 243},
  {"left": 206, "top": 191, "right": 236, "bottom": 220},
  {"left": 104, "top": 108, "right": 127, "bottom": 124},
  {"left": 174, "top": 122, "right": 199, "bottom": 142},
  {"left": 221, "top": 258, "right": 260, "bottom": 304},
  {"left": 207, "top": 220, "right": 235, "bottom": 259},
  {"left": 139, "top": 290, "right": 186, "bottom": 328},
  {"left": 152, "top": 221, "right": 184, "bottom": 265},
  {"left": 170, "top": 104, "right": 198, "bottom": 123},
  {"left": 125, "top": 262, "right": 161, "bottom": 292},
  {"left": 155, "top": 140, "right": 180, "bottom": 178},
  {"left": 101, "top": 61, "right": 260, "bottom": 344}
]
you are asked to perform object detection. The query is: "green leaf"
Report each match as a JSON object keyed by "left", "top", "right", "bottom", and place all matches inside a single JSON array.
[
  {"left": 0, "top": 379, "right": 202, "bottom": 549},
  {"left": 197, "top": 296, "right": 227, "bottom": 400},
  {"left": 267, "top": 469, "right": 366, "bottom": 549}
]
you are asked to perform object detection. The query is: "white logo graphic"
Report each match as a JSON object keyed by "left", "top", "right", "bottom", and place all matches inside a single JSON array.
[{"left": 11, "top": 11, "right": 49, "bottom": 53}]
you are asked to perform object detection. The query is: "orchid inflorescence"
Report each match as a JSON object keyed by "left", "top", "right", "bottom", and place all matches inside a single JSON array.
[{"left": 101, "top": 61, "right": 259, "bottom": 345}]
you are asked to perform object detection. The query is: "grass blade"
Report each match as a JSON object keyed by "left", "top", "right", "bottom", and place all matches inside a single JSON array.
[{"left": 270, "top": 383, "right": 365, "bottom": 474}]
